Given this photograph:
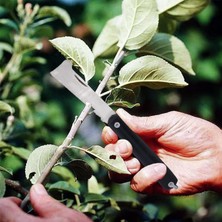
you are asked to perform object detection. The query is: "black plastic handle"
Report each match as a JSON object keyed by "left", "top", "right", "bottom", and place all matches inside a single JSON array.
[{"left": 108, "top": 114, "right": 178, "bottom": 190}]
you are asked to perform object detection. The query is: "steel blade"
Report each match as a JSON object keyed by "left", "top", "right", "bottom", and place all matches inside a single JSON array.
[{"left": 50, "top": 60, "right": 115, "bottom": 123}]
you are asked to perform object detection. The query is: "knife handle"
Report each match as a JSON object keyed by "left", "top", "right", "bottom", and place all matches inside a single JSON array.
[{"left": 108, "top": 114, "right": 178, "bottom": 190}]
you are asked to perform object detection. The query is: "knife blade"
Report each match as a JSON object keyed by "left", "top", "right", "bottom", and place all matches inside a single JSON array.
[{"left": 50, "top": 60, "right": 178, "bottom": 190}]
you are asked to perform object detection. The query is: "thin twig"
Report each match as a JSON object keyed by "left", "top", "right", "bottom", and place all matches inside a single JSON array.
[
  {"left": 21, "top": 48, "right": 126, "bottom": 209},
  {"left": 5, "top": 179, "right": 28, "bottom": 196},
  {"left": 96, "top": 49, "right": 126, "bottom": 94}
]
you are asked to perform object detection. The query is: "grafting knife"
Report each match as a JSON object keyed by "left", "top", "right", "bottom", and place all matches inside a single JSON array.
[{"left": 50, "top": 60, "right": 178, "bottom": 190}]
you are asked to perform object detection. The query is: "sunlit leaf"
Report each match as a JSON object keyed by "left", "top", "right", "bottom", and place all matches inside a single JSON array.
[
  {"left": 88, "top": 176, "right": 107, "bottom": 194},
  {"left": 25, "top": 144, "right": 58, "bottom": 184},
  {"left": 156, "top": 0, "right": 184, "bottom": 13},
  {"left": 0, "top": 42, "right": 13, "bottom": 54},
  {"left": 37, "top": 6, "right": 72, "bottom": 26},
  {"left": 50, "top": 37, "right": 95, "bottom": 81},
  {"left": 0, "top": 18, "right": 18, "bottom": 30},
  {"left": 166, "top": 0, "right": 210, "bottom": 21},
  {"left": 138, "top": 33, "right": 195, "bottom": 75},
  {"left": 0, "top": 166, "right": 13, "bottom": 175},
  {"left": 106, "top": 88, "right": 140, "bottom": 108},
  {"left": 48, "top": 181, "right": 80, "bottom": 195},
  {"left": 118, "top": 0, "right": 158, "bottom": 50},
  {"left": 118, "top": 55, "right": 188, "bottom": 89},
  {"left": 0, "top": 101, "right": 14, "bottom": 115},
  {"left": 92, "top": 16, "right": 120, "bottom": 58},
  {"left": 75, "top": 145, "right": 130, "bottom": 175},
  {"left": 0, "top": 172, "right": 5, "bottom": 197}
]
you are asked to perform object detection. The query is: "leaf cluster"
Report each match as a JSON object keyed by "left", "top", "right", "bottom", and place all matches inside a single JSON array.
[
  {"left": 51, "top": 0, "right": 208, "bottom": 109},
  {"left": 0, "top": 0, "right": 71, "bottom": 196}
]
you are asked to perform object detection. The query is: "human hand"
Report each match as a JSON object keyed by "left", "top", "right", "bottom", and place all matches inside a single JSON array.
[
  {"left": 0, "top": 184, "right": 92, "bottom": 222},
  {"left": 102, "top": 109, "right": 222, "bottom": 195}
]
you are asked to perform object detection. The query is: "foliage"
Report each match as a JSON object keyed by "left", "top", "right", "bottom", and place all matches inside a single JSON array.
[
  {"left": 1, "top": 0, "right": 222, "bottom": 221},
  {"left": 0, "top": 0, "right": 71, "bottom": 195}
]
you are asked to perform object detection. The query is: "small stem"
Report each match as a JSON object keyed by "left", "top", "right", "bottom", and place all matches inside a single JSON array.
[
  {"left": 100, "top": 90, "right": 112, "bottom": 98},
  {"left": 5, "top": 179, "right": 28, "bottom": 196},
  {"left": 96, "top": 49, "right": 126, "bottom": 95},
  {"left": 74, "top": 194, "right": 81, "bottom": 206}
]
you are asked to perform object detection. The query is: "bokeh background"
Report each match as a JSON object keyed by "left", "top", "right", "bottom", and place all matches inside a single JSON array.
[{"left": 1, "top": 0, "right": 222, "bottom": 221}]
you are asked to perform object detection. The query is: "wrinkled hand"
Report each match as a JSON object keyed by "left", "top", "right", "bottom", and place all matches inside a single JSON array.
[
  {"left": 102, "top": 109, "right": 222, "bottom": 195},
  {"left": 0, "top": 184, "right": 92, "bottom": 222}
]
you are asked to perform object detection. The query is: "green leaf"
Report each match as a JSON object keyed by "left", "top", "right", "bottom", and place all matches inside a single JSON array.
[
  {"left": 118, "top": 55, "right": 188, "bottom": 89},
  {"left": 16, "top": 96, "right": 34, "bottom": 128},
  {"left": 37, "top": 6, "right": 71, "bottom": 27},
  {"left": 30, "top": 25, "right": 54, "bottom": 39},
  {"left": 88, "top": 175, "right": 107, "bottom": 194},
  {"left": 156, "top": 0, "right": 184, "bottom": 13},
  {"left": 106, "top": 88, "right": 140, "bottom": 109},
  {"left": 0, "top": 0, "right": 17, "bottom": 11},
  {"left": 84, "top": 193, "right": 109, "bottom": 203},
  {"left": 158, "top": 14, "right": 178, "bottom": 34},
  {"left": 52, "top": 165, "right": 80, "bottom": 188},
  {"left": 92, "top": 16, "right": 120, "bottom": 58},
  {"left": 166, "top": 0, "right": 210, "bottom": 21},
  {"left": 12, "top": 147, "right": 31, "bottom": 160},
  {"left": 64, "top": 159, "right": 93, "bottom": 181},
  {"left": 138, "top": 33, "right": 195, "bottom": 75},
  {"left": 0, "top": 141, "right": 12, "bottom": 151},
  {"left": 50, "top": 37, "right": 95, "bottom": 82},
  {"left": 0, "top": 172, "right": 5, "bottom": 197},
  {"left": 48, "top": 181, "right": 80, "bottom": 195},
  {"left": 25, "top": 144, "right": 58, "bottom": 184},
  {"left": 0, "top": 101, "right": 14, "bottom": 115},
  {"left": 0, "top": 42, "right": 13, "bottom": 54},
  {"left": 118, "top": 0, "right": 159, "bottom": 50},
  {"left": 14, "top": 36, "right": 42, "bottom": 54},
  {"left": 0, "top": 166, "right": 13, "bottom": 175},
  {"left": 0, "top": 18, "right": 18, "bottom": 30},
  {"left": 78, "top": 145, "right": 130, "bottom": 175},
  {"left": 21, "top": 57, "right": 47, "bottom": 68}
]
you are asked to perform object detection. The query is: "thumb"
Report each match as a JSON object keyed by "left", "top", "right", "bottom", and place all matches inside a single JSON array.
[
  {"left": 30, "top": 184, "right": 92, "bottom": 222},
  {"left": 116, "top": 108, "right": 173, "bottom": 137},
  {"left": 130, "top": 163, "right": 167, "bottom": 193},
  {"left": 30, "top": 183, "right": 64, "bottom": 218}
]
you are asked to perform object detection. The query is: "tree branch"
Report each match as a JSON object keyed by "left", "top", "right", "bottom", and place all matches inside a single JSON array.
[
  {"left": 21, "top": 48, "right": 126, "bottom": 209},
  {"left": 5, "top": 179, "right": 28, "bottom": 197}
]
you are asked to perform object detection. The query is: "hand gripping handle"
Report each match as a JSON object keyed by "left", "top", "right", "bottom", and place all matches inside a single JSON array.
[{"left": 108, "top": 114, "right": 178, "bottom": 190}]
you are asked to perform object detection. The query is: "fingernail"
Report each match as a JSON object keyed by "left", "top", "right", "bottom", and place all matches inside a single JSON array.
[
  {"left": 154, "top": 164, "right": 167, "bottom": 175},
  {"left": 104, "top": 126, "right": 115, "bottom": 143},
  {"left": 33, "top": 184, "right": 47, "bottom": 195}
]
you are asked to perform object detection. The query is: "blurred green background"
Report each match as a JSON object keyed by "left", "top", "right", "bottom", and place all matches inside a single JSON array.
[{"left": 1, "top": 0, "right": 222, "bottom": 221}]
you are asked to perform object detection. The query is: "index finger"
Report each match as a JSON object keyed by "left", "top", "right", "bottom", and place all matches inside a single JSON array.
[{"left": 102, "top": 126, "right": 118, "bottom": 144}]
